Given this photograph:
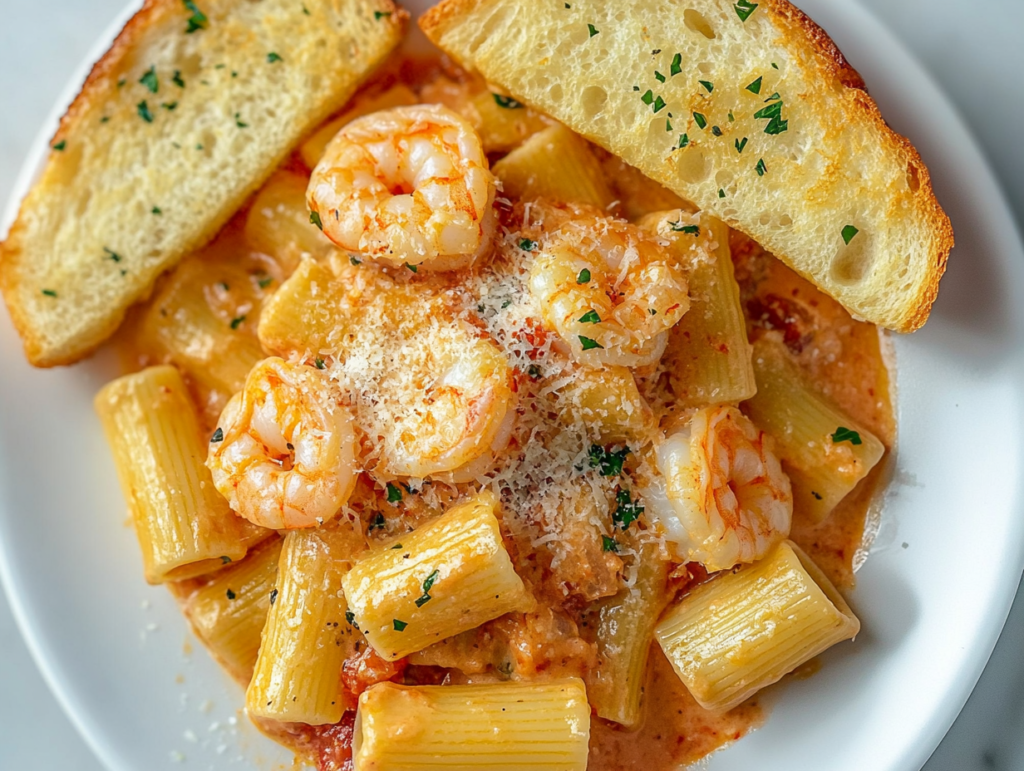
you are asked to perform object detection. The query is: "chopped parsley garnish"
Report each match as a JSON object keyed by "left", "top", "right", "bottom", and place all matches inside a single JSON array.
[
  {"left": 812, "top": 491, "right": 823, "bottom": 501},
  {"left": 391, "top": 543, "right": 403, "bottom": 549},
  {"left": 655, "top": 71, "right": 666, "bottom": 83},
  {"left": 41, "top": 289, "right": 58, "bottom": 297},
  {"left": 309, "top": 211, "right": 323, "bottom": 230},
  {"left": 734, "top": 0, "right": 759, "bottom": 22},
  {"left": 589, "top": 444, "right": 630, "bottom": 477},
  {"left": 579, "top": 335, "right": 603, "bottom": 351},
  {"left": 137, "top": 101, "right": 154, "bottom": 123},
  {"left": 315, "top": 357, "right": 325, "bottom": 370},
  {"left": 374, "top": 10, "right": 392, "bottom": 19},
  {"left": 345, "top": 610, "right": 358, "bottom": 628},
  {"left": 772, "top": 62, "right": 779, "bottom": 69},
  {"left": 415, "top": 594, "right": 432, "bottom": 607},
  {"left": 386, "top": 482, "right": 403, "bottom": 503},
  {"left": 641, "top": 89, "right": 654, "bottom": 106},
  {"left": 746, "top": 76, "right": 763, "bottom": 94},
  {"left": 602, "top": 535, "right": 619, "bottom": 552},
  {"left": 519, "top": 238, "right": 537, "bottom": 251},
  {"left": 831, "top": 427, "right": 863, "bottom": 446},
  {"left": 699, "top": 80, "right": 714, "bottom": 93},
  {"left": 183, "top": 0, "right": 208, "bottom": 33},
  {"left": 501, "top": 299, "right": 512, "bottom": 309},
  {"left": 587, "top": 23, "right": 599, "bottom": 36},
  {"left": 368, "top": 512, "right": 386, "bottom": 532},
  {"left": 764, "top": 92, "right": 781, "bottom": 102},
  {"left": 693, "top": 112, "right": 708, "bottom": 129},
  {"left": 670, "top": 222, "right": 700, "bottom": 235},
  {"left": 140, "top": 66, "right": 159, "bottom": 93},
  {"left": 172, "top": 70, "right": 185, "bottom": 88},
  {"left": 653, "top": 95, "right": 666, "bottom": 113},
  {"left": 728, "top": 111, "right": 735, "bottom": 122},
  {"left": 270, "top": 588, "right": 278, "bottom": 605},
  {"left": 103, "top": 247, "right": 122, "bottom": 263},
  {"left": 257, "top": 274, "right": 273, "bottom": 288},
  {"left": 527, "top": 364, "right": 542, "bottom": 380},
  {"left": 576, "top": 268, "right": 591, "bottom": 284},
  {"left": 665, "top": 118, "right": 673, "bottom": 132},
  {"left": 52, "top": 140, "right": 66, "bottom": 151},
  {"left": 753, "top": 99, "right": 788, "bottom": 134},
  {"left": 649, "top": 308, "right": 657, "bottom": 315},
  {"left": 303, "top": 4, "right": 310, "bottom": 14},
  {"left": 350, "top": 256, "right": 361, "bottom": 266},
  {"left": 612, "top": 489, "right": 643, "bottom": 530},
  {"left": 493, "top": 94, "right": 523, "bottom": 109},
  {"left": 211, "top": 427, "right": 224, "bottom": 443},
  {"left": 267, "top": 52, "right": 283, "bottom": 63},
  {"left": 220, "top": 555, "right": 232, "bottom": 564},
  {"left": 226, "top": 589, "right": 236, "bottom": 600},
  {"left": 678, "top": 133, "right": 689, "bottom": 148},
  {"left": 756, "top": 158, "right": 767, "bottom": 176},
  {"left": 393, "top": 619, "right": 408, "bottom": 631},
  {"left": 711, "top": 125, "right": 723, "bottom": 136},
  {"left": 117, "top": 78, "right": 126, "bottom": 88},
  {"left": 718, "top": 188, "right": 726, "bottom": 198},
  {"left": 842, "top": 225, "right": 859, "bottom": 245},
  {"left": 162, "top": 102, "right": 178, "bottom": 111},
  {"left": 230, "top": 315, "right": 246, "bottom": 330},
  {"left": 404, "top": 262, "right": 419, "bottom": 273},
  {"left": 735, "top": 136, "right": 748, "bottom": 153},
  {"left": 235, "top": 112, "right": 248, "bottom": 128},
  {"left": 578, "top": 309, "right": 601, "bottom": 324},
  {"left": 422, "top": 569, "right": 439, "bottom": 593},
  {"left": 670, "top": 53, "right": 683, "bottom": 76}
]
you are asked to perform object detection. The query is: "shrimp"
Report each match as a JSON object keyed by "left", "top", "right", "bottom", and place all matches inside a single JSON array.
[
  {"left": 527, "top": 202, "right": 690, "bottom": 367},
  {"left": 207, "top": 358, "right": 358, "bottom": 530},
  {"left": 645, "top": 405, "right": 792, "bottom": 571},
  {"left": 308, "top": 104, "right": 497, "bottom": 271}
]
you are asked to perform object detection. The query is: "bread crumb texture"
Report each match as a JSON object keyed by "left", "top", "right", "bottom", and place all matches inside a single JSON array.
[
  {"left": 421, "top": 0, "right": 953, "bottom": 332},
  {"left": 0, "top": 0, "right": 404, "bottom": 366}
]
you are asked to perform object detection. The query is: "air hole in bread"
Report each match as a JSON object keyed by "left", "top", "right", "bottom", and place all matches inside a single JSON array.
[
  {"left": 674, "top": 147, "right": 708, "bottom": 184},
  {"left": 467, "top": 8, "right": 512, "bottom": 55},
  {"left": 683, "top": 9, "right": 716, "bottom": 39},
  {"left": 548, "top": 83, "right": 563, "bottom": 103},
  {"left": 830, "top": 241, "right": 872, "bottom": 286},
  {"left": 581, "top": 86, "right": 607, "bottom": 118},
  {"left": 779, "top": 214, "right": 793, "bottom": 227},
  {"left": 906, "top": 162, "right": 921, "bottom": 193}
]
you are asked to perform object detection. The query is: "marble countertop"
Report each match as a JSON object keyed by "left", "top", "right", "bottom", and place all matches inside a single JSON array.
[{"left": 1, "top": 1, "right": 1022, "bottom": 769}]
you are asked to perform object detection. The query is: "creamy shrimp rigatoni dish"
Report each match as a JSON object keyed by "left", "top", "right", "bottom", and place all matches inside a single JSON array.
[{"left": 92, "top": 53, "right": 894, "bottom": 771}]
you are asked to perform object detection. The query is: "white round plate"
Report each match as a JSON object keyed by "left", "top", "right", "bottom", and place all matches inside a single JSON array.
[{"left": 2, "top": 1, "right": 1023, "bottom": 770}]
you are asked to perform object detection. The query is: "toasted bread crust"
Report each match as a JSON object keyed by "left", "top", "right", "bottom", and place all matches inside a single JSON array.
[
  {"left": 0, "top": 0, "right": 406, "bottom": 367},
  {"left": 422, "top": 0, "right": 953, "bottom": 333}
]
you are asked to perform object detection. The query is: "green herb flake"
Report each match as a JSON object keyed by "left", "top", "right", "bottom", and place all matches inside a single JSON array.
[
  {"left": 576, "top": 268, "right": 591, "bottom": 284},
  {"left": 257, "top": 274, "right": 273, "bottom": 289},
  {"left": 211, "top": 427, "right": 224, "bottom": 443},
  {"left": 578, "top": 309, "right": 601, "bottom": 324},
  {"left": 693, "top": 111, "right": 708, "bottom": 129},
  {"left": 183, "top": 0, "right": 208, "bottom": 33},
  {"left": 404, "top": 262, "right": 419, "bottom": 273},
  {"left": 140, "top": 66, "right": 159, "bottom": 93},
  {"left": 230, "top": 315, "right": 246, "bottom": 330},
  {"left": 753, "top": 99, "right": 788, "bottom": 134},
  {"left": 812, "top": 491, "right": 823, "bottom": 501},
  {"left": 100, "top": 116, "right": 109, "bottom": 123},
  {"left": 302, "top": 4, "right": 310, "bottom": 14},
  {"left": 711, "top": 125, "right": 723, "bottom": 136},
  {"left": 393, "top": 619, "right": 408, "bottom": 631},
  {"left": 678, "top": 133, "right": 689, "bottom": 148},
  {"left": 735, "top": 136, "right": 748, "bottom": 153},
  {"left": 267, "top": 52, "right": 283, "bottom": 63},
  {"left": 746, "top": 76, "right": 763, "bottom": 94},
  {"left": 386, "top": 482, "right": 403, "bottom": 503},
  {"left": 670, "top": 222, "right": 700, "bottom": 235},
  {"left": 579, "top": 335, "right": 603, "bottom": 351},
  {"left": 415, "top": 594, "right": 432, "bottom": 608},
  {"left": 831, "top": 427, "right": 863, "bottom": 445},
  {"left": 587, "top": 23, "right": 599, "bottom": 37},
  {"left": 41, "top": 289, "right": 58, "bottom": 298},
  {"left": 699, "top": 80, "right": 714, "bottom": 93},
  {"left": 235, "top": 112, "right": 249, "bottom": 128},
  {"left": 755, "top": 158, "right": 767, "bottom": 176},
  {"left": 653, "top": 95, "right": 666, "bottom": 113},
  {"left": 764, "top": 92, "right": 781, "bottom": 102},
  {"left": 772, "top": 62, "right": 779, "bottom": 69},
  {"left": 162, "top": 101, "right": 178, "bottom": 111},
  {"left": 612, "top": 489, "right": 644, "bottom": 530},
  {"left": 52, "top": 140, "right": 66, "bottom": 151},
  {"left": 718, "top": 188, "right": 726, "bottom": 198},
  {"left": 117, "top": 78, "right": 126, "bottom": 88},
  {"left": 734, "top": 0, "right": 759, "bottom": 22},
  {"left": 670, "top": 53, "right": 682, "bottom": 77},
  {"left": 315, "top": 357, "right": 325, "bottom": 370},
  {"left": 728, "top": 111, "right": 735, "bottom": 122},
  {"left": 841, "top": 225, "right": 859, "bottom": 245},
  {"left": 103, "top": 247, "right": 122, "bottom": 263},
  {"left": 589, "top": 444, "right": 631, "bottom": 477},
  {"left": 220, "top": 555, "right": 232, "bottom": 564},
  {"left": 527, "top": 364, "right": 542, "bottom": 380},
  {"left": 226, "top": 589, "right": 236, "bottom": 600},
  {"left": 368, "top": 512, "right": 386, "bottom": 532},
  {"left": 137, "top": 101, "right": 154, "bottom": 123},
  {"left": 345, "top": 610, "right": 358, "bottom": 628},
  {"left": 641, "top": 89, "right": 654, "bottom": 106},
  {"left": 519, "top": 238, "right": 537, "bottom": 251},
  {"left": 422, "top": 569, "right": 439, "bottom": 594},
  {"left": 374, "top": 10, "right": 392, "bottom": 19},
  {"left": 151, "top": 206, "right": 162, "bottom": 215},
  {"left": 270, "top": 588, "right": 278, "bottom": 604},
  {"left": 493, "top": 94, "right": 524, "bottom": 109},
  {"left": 391, "top": 543, "right": 403, "bottom": 549},
  {"left": 601, "top": 535, "right": 619, "bottom": 552},
  {"left": 172, "top": 70, "right": 185, "bottom": 88},
  {"left": 655, "top": 71, "right": 666, "bottom": 83},
  {"left": 309, "top": 211, "right": 323, "bottom": 230},
  {"left": 665, "top": 118, "right": 673, "bottom": 132}
]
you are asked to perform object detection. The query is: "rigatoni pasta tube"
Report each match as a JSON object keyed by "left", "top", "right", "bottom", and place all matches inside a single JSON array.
[
  {"left": 493, "top": 123, "right": 614, "bottom": 209},
  {"left": 353, "top": 679, "right": 590, "bottom": 771},
  {"left": 244, "top": 169, "right": 336, "bottom": 273},
  {"left": 639, "top": 211, "right": 756, "bottom": 408},
  {"left": 469, "top": 89, "right": 549, "bottom": 154},
  {"left": 258, "top": 258, "right": 348, "bottom": 357},
  {"left": 655, "top": 540, "right": 860, "bottom": 712},
  {"left": 559, "top": 365, "right": 653, "bottom": 444},
  {"left": 587, "top": 539, "right": 672, "bottom": 726},
  {"left": 743, "top": 338, "right": 886, "bottom": 523},
  {"left": 95, "top": 366, "right": 264, "bottom": 584},
  {"left": 246, "top": 525, "right": 364, "bottom": 724},
  {"left": 342, "top": 491, "right": 534, "bottom": 661},
  {"left": 180, "top": 537, "right": 282, "bottom": 683}
]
